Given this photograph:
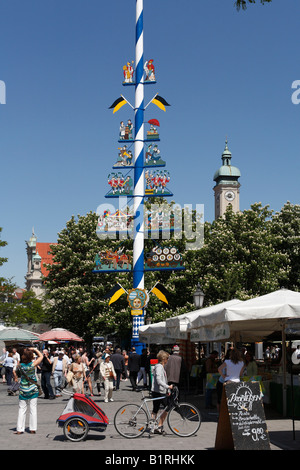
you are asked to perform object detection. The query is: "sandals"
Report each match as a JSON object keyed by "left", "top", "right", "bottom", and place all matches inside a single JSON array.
[
  {"left": 154, "top": 426, "right": 165, "bottom": 435},
  {"left": 14, "top": 430, "right": 36, "bottom": 434}
]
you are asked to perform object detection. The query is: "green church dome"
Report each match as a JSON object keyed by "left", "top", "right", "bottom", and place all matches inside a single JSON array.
[
  {"left": 33, "top": 250, "right": 42, "bottom": 261},
  {"left": 213, "top": 140, "right": 241, "bottom": 184}
]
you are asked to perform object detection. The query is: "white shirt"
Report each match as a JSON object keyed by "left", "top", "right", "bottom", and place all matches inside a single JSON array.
[{"left": 224, "top": 360, "right": 244, "bottom": 382}]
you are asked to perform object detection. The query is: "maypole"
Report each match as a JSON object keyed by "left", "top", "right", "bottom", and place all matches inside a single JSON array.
[
  {"left": 132, "top": 0, "right": 145, "bottom": 350},
  {"left": 94, "top": 0, "right": 183, "bottom": 355}
]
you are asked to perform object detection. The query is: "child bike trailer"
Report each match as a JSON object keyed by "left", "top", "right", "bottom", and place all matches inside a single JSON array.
[{"left": 57, "top": 393, "right": 109, "bottom": 441}]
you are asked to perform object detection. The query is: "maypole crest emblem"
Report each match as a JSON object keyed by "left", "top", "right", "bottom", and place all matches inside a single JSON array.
[{"left": 128, "top": 288, "right": 149, "bottom": 316}]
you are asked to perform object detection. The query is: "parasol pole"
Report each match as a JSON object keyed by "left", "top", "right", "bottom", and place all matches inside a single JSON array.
[{"left": 131, "top": 0, "right": 145, "bottom": 351}]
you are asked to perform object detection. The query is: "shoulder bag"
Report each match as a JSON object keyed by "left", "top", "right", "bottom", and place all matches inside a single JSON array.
[{"left": 19, "top": 367, "right": 43, "bottom": 397}]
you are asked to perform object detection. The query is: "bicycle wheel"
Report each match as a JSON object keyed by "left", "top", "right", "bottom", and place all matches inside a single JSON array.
[
  {"left": 114, "top": 404, "right": 148, "bottom": 438},
  {"left": 63, "top": 417, "right": 89, "bottom": 442},
  {"left": 167, "top": 403, "right": 201, "bottom": 437}
]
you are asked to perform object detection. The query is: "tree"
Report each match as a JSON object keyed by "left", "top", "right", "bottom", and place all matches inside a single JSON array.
[
  {"left": 44, "top": 212, "right": 135, "bottom": 344},
  {"left": 271, "top": 202, "right": 300, "bottom": 291},
  {"left": 189, "top": 203, "right": 290, "bottom": 307},
  {"left": 0, "top": 227, "right": 8, "bottom": 268},
  {"left": 235, "top": 0, "right": 272, "bottom": 11},
  {"left": 44, "top": 202, "right": 199, "bottom": 341},
  {"left": 44, "top": 202, "right": 297, "bottom": 341},
  {"left": 0, "top": 278, "right": 45, "bottom": 325}
]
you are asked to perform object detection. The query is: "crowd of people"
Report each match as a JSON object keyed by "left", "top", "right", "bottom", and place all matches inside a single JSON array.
[
  {"left": 1, "top": 341, "right": 269, "bottom": 436},
  {"left": 0, "top": 342, "right": 188, "bottom": 436},
  {"left": 1, "top": 344, "right": 140, "bottom": 402}
]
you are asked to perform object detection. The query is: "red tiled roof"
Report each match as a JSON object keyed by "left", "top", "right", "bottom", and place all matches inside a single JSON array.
[
  {"left": 0, "top": 287, "right": 26, "bottom": 300},
  {"left": 15, "top": 288, "right": 26, "bottom": 300},
  {"left": 36, "top": 242, "right": 57, "bottom": 277}
]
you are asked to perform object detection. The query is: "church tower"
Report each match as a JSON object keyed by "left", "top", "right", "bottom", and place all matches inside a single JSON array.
[
  {"left": 213, "top": 139, "right": 241, "bottom": 219},
  {"left": 25, "top": 229, "right": 56, "bottom": 299}
]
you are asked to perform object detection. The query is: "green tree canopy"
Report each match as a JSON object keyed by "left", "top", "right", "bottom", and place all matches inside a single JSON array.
[
  {"left": 271, "top": 202, "right": 300, "bottom": 291},
  {"left": 193, "top": 203, "right": 290, "bottom": 306},
  {"left": 44, "top": 212, "right": 134, "bottom": 344},
  {"left": 0, "top": 227, "right": 8, "bottom": 268},
  {"left": 235, "top": 0, "right": 272, "bottom": 11},
  {"left": 0, "top": 278, "right": 45, "bottom": 325},
  {"left": 44, "top": 202, "right": 298, "bottom": 342}
]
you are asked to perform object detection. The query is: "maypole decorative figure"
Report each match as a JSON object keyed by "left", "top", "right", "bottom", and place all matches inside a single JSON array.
[
  {"left": 123, "top": 61, "right": 135, "bottom": 84},
  {"left": 144, "top": 59, "right": 156, "bottom": 82},
  {"left": 95, "top": 0, "right": 181, "bottom": 354}
]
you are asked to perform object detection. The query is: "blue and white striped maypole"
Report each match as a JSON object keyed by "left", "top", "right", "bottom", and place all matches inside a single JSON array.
[{"left": 132, "top": 0, "right": 145, "bottom": 349}]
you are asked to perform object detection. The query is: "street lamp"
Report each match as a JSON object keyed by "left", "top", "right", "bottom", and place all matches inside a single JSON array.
[
  {"left": 193, "top": 283, "right": 205, "bottom": 372},
  {"left": 193, "top": 283, "right": 205, "bottom": 309}
]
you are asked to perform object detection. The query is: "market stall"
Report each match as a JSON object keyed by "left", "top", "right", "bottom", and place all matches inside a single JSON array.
[
  {"left": 139, "top": 321, "right": 171, "bottom": 345},
  {"left": 187, "top": 289, "right": 300, "bottom": 417},
  {"left": 165, "top": 299, "right": 243, "bottom": 340},
  {"left": 0, "top": 327, "right": 40, "bottom": 347}
]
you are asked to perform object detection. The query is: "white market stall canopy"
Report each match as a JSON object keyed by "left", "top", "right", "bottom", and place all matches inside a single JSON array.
[
  {"left": 139, "top": 315, "right": 195, "bottom": 344},
  {"left": 139, "top": 289, "right": 300, "bottom": 345},
  {"left": 165, "top": 299, "right": 243, "bottom": 341},
  {"left": 189, "top": 289, "right": 300, "bottom": 343},
  {"left": 139, "top": 321, "right": 170, "bottom": 344}
]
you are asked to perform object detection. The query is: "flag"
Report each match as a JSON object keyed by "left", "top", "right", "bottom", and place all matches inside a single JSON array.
[
  {"left": 151, "top": 95, "right": 170, "bottom": 112},
  {"left": 152, "top": 282, "right": 169, "bottom": 304},
  {"left": 109, "top": 96, "right": 127, "bottom": 114},
  {"left": 104, "top": 283, "right": 126, "bottom": 305}
]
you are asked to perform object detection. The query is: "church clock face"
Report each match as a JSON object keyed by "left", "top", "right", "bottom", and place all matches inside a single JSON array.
[{"left": 224, "top": 190, "right": 235, "bottom": 202}]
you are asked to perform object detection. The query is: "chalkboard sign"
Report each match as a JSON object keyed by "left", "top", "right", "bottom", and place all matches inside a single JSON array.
[{"left": 215, "top": 381, "right": 271, "bottom": 450}]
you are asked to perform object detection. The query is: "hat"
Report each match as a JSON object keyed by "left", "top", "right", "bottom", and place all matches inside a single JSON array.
[
  {"left": 58, "top": 350, "right": 64, "bottom": 355},
  {"left": 172, "top": 345, "right": 180, "bottom": 352},
  {"left": 104, "top": 353, "right": 111, "bottom": 359}
]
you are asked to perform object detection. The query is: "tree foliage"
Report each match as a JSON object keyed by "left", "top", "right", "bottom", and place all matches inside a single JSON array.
[
  {"left": 44, "top": 202, "right": 299, "bottom": 342},
  {"left": 192, "top": 203, "right": 290, "bottom": 305},
  {"left": 0, "top": 227, "right": 8, "bottom": 268},
  {"left": 44, "top": 212, "right": 133, "bottom": 344},
  {"left": 271, "top": 202, "right": 300, "bottom": 291},
  {"left": 235, "top": 0, "right": 272, "bottom": 11},
  {"left": 0, "top": 278, "right": 45, "bottom": 325}
]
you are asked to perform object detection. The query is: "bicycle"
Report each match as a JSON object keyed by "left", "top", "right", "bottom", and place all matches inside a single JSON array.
[{"left": 114, "top": 386, "right": 201, "bottom": 438}]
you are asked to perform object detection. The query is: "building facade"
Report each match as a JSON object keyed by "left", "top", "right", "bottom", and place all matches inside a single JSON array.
[{"left": 25, "top": 229, "right": 56, "bottom": 299}]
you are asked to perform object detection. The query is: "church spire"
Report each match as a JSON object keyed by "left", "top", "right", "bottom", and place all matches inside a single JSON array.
[
  {"left": 221, "top": 138, "right": 232, "bottom": 166},
  {"left": 213, "top": 138, "right": 241, "bottom": 219}
]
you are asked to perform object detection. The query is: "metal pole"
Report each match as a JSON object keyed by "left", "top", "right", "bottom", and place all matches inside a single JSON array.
[
  {"left": 131, "top": 0, "right": 145, "bottom": 352},
  {"left": 282, "top": 322, "right": 287, "bottom": 417}
]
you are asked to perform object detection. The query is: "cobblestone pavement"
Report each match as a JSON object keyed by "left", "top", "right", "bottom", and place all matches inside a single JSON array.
[{"left": 0, "top": 378, "right": 299, "bottom": 454}]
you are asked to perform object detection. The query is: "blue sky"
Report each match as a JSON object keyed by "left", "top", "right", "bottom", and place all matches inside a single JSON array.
[{"left": 0, "top": 0, "right": 299, "bottom": 288}]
